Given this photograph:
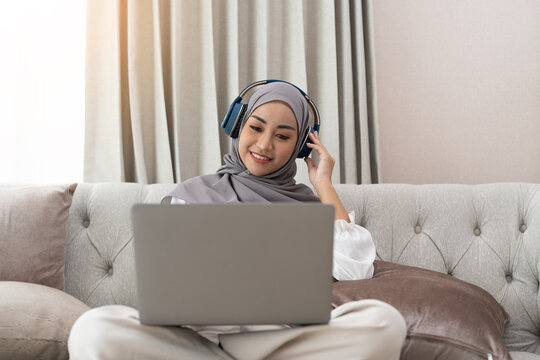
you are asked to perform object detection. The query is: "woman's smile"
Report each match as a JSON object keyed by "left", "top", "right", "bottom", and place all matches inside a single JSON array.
[{"left": 250, "top": 151, "right": 272, "bottom": 163}]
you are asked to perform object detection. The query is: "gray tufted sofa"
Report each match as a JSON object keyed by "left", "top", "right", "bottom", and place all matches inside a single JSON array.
[{"left": 64, "top": 182, "right": 540, "bottom": 359}]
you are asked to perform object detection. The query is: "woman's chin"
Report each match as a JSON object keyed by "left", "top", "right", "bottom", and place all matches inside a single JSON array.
[
  {"left": 248, "top": 168, "right": 270, "bottom": 177},
  {"left": 246, "top": 163, "right": 274, "bottom": 177}
]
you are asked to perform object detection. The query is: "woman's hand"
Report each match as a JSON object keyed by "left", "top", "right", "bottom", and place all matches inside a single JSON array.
[
  {"left": 304, "top": 131, "right": 335, "bottom": 188},
  {"left": 304, "top": 131, "right": 350, "bottom": 222}
]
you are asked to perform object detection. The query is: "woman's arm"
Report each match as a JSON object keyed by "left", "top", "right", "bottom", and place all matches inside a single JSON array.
[
  {"left": 312, "top": 182, "right": 350, "bottom": 222},
  {"left": 305, "top": 133, "right": 375, "bottom": 279},
  {"left": 304, "top": 131, "right": 351, "bottom": 223}
]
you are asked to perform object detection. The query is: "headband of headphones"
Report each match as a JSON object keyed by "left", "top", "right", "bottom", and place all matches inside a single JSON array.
[{"left": 221, "top": 79, "right": 320, "bottom": 159}]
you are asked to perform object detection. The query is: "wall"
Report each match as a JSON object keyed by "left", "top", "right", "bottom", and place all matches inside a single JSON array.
[{"left": 373, "top": 0, "right": 540, "bottom": 184}]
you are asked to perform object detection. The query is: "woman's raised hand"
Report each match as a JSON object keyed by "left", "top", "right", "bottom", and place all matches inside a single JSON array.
[
  {"left": 304, "top": 131, "right": 335, "bottom": 189},
  {"left": 304, "top": 131, "right": 350, "bottom": 222}
]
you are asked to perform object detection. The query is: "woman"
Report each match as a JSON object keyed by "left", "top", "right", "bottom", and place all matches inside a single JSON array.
[{"left": 68, "top": 82, "right": 406, "bottom": 360}]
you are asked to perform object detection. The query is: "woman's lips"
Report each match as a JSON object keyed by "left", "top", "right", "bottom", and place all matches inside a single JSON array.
[{"left": 250, "top": 151, "right": 271, "bottom": 163}]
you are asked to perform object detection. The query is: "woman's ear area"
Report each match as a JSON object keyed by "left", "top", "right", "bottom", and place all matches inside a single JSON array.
[
  {"left": 237, "top": 117, "right": 249, "bottom": 139},
  {"left": 237, "top": 110, "right": 257, "bottom": 139}
]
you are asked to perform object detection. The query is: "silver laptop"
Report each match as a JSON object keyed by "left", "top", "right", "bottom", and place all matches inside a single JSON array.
[{"left": 131, "top": 203, "right": 335, "bottom": 326}]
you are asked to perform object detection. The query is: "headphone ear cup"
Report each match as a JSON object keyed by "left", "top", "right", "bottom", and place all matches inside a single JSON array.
[
  {"left": 230, "top": 104, "right": 248, "bottom": 138},
  {"left": 221, "top": 99, "right": 247, "bottom": 138},
  {"left": 296, "top": 129, "right": 313, "bottom": 158}
]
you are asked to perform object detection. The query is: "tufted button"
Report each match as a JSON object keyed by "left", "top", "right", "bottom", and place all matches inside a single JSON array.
[
  {"left": 107, "top": 266, "right": 113, "bottom": 276},
  {"left": 520, "top": 224, "right": 527, "bottom": 233},
  {"left": 83, "top": 219, "right": 90, "bottom": 228},
  {"left": 505, "top": 274, "right": 512, "bottom": 283},
  {"left": 474, "top": 227, "right": 481, "bottom": 236},
  {"left": 447, "top": 270, "right": 453, "bottom": 276},
  {"left": 414, "top": 225, "right": 422, "bottom": 234}
]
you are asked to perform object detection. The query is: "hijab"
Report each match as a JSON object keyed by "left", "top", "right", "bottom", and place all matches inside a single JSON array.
[{"left": 163, "top": 82, "right": 320, "bottom": 204}]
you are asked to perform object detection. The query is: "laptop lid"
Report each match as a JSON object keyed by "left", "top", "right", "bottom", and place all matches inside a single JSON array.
[{"left": 131, "top": 203, "right": 334, "bottom": 326}]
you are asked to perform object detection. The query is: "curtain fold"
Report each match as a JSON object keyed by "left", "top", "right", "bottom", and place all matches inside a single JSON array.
[{"left": 84, "top": 0, "right": 380, "bottom": 185}]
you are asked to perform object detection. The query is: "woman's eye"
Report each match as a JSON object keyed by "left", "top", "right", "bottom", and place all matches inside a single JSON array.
[
  {"left": 276, "top": 134, "right": 290, "bottom": 140},
  {"left": 249, "top": 125, "right": 262, "bottom": 132}
]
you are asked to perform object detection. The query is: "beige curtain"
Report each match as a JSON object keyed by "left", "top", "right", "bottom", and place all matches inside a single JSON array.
[{"left": 84, "top": 0, "right": 380, "bottom": 184}]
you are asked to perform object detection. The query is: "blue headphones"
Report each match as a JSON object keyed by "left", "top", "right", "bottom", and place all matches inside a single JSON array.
[{"left": 221, "top": 79, "right": 320, "bottom": 159}]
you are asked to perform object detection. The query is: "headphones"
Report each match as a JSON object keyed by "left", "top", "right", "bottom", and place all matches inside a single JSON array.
[{"left": 221, "top": 79, "right": 320, "bottom": 159}]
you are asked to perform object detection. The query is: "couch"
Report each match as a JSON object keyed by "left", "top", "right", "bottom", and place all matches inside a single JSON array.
[{"left": 2, "top": 182, "right": 540, "bottom": 359}]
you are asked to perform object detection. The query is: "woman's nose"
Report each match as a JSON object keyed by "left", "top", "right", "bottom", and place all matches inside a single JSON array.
[{"left": 257, "top": 133, "right": 273, "bottom": 150}]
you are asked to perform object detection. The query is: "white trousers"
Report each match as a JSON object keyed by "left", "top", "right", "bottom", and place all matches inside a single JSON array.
[{"left": 68, "top": 300, "right": 406, "bottom": 360}]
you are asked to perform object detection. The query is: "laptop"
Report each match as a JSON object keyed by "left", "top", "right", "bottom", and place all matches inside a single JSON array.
[{"left": 131, "top": 203, "right": 335, "bottom": 326}]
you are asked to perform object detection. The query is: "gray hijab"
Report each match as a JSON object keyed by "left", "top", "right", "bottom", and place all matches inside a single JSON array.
[{"left": 163, "top": 82, "right": 320, "bottom": 204}]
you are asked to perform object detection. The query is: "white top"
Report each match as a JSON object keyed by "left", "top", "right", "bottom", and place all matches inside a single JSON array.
[{"left": 169, "top": 196, "right": 376, "bottom": 343}]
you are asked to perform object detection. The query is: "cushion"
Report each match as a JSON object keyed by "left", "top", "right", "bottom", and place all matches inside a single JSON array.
[
  {"left": 0, "top": 281, "right": 90, "bottom": 360},
  {"left": 332, "top": 261, "right": 511, "bottom": 360},
  {"left": 0, "top": 184, "right": 77, "bottom": 290}
]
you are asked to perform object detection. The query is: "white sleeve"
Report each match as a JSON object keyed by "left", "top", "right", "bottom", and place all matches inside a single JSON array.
[
  {"left": 332, "top": 211, "right": 376, "bottom": 281},
  {"left": 169, "top": 197, "right": 187, "bottom": 204}
]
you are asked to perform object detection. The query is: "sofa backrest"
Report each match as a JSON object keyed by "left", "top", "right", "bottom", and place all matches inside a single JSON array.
[
  {"left": 65, "top": 183, "right": 174, "bottom": 308},
  {"left": 65, "top": 182, "right": 540, "bottom": 354}
]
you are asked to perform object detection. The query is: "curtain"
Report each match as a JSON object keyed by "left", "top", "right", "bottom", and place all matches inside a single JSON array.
[{"left": 84, "top": 0, "right": 380, "bottom": 185}]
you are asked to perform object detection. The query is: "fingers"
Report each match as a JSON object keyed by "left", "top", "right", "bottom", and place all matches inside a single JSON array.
[
  {"left": 307, "top": 131, "right": 329, "bottom": 154},
  {"left": 304, "top": 157, "right": 317, "bottom": 174},
  {"left": 306, "top": 131, "right": 335, "bottom": 167},
  {"left": 304, "top": 157, "right": 315, "bottom": 168},
  {"left": 308, "top": 130, "right": 322, "bottom": 144}
]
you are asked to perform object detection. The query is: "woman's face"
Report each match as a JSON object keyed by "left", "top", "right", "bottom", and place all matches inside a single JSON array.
[{"left": 238, "top": 101, "right": 298, "bottom": 176}]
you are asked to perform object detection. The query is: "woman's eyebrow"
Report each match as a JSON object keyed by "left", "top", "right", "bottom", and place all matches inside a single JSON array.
[{"left": 251, "top": 115, "right": 296, "bottom": 131}]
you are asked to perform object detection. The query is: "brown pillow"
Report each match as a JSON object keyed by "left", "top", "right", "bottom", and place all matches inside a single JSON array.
[
  {"left": 0, "top": 184, "right": 77, "bottom": 290},
  {"left": 0, "top": 281, "right": 90, "bottom": 360},
  {"left": 333, "top": 261, "right": 510, "bottom": 360}
]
